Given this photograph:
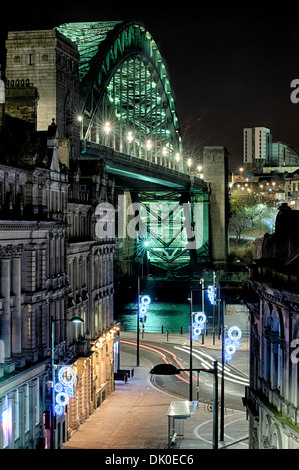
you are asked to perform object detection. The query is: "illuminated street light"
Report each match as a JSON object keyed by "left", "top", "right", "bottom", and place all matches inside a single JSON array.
[
  {"left": 174, "top": 153, "right": 181, "bottom": 171},
  {"left": 69, "top": 316, "right": 85, "bottom": 324},
  {"left": 104, "top": 121, "right": 111, "bottom": 135},
  {"left": 77, "top": 115, "right": 83, "bottom": 139},
  {"left": 127, "top": 131, "right": 134, "bottom": 143},
  {"left": 146, "top": 139, "right": 152, "bottom": 150}
]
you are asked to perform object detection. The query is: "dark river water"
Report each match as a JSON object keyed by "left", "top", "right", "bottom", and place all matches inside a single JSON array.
[
  {"left": 114, "top": 278, "right": 227, "bottom": 334},
  {"left": 115, "top": 301, "right": 191, "bottom": 333}
]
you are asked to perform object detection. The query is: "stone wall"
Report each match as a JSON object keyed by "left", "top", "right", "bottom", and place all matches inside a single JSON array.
[
  {"left": 5, "top": 30, "right": 80, "bottom": 156},
  {"left": 5, "top": 84, "right": 38, "bottom": 125},
  {"left": 203, "top": 146, "right": 229, "bottom": 266},
  {"left": 225, "top": 303, "right": 250, "bottom": 335}
]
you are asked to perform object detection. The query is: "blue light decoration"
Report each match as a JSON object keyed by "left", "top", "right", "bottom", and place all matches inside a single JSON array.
[
  {"left": 54, "top": 382, "right": 63, "bottom": 393},
  {"left": 58, "top": 366, "right": 76, "bottom": 387},
  {"left": 54, "top": 366, "right": 76, "bottom": 416},
  {"left": 192, "top": 312, "right": 207, "bottom": 341},
  {"left": 55, "top": 404, "right": 64, "bottom": 416},
  {"left": 139, "top": 295, "right": 151, "bottom": 321},
  {"left": 225, "top": 326, "right": 242, "bottom": 361},
  {"left": 207, "top": 285, "right": 217, "bottom": 305},
  {"left": 56, "top": 392, "right": 69, "bottom": 406}
]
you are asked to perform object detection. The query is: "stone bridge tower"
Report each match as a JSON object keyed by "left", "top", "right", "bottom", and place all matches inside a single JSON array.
[{"left": 5, "top": 29, "right": 80, "bottom": 160}]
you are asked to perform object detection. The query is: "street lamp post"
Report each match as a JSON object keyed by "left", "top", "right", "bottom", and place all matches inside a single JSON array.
[
  {"left": 189, "top": 282, "right": 208, "bottom": 400},
  {"left": 137, "top": 276, "right": 140, "bottom": 367},
  {"left": 150, "top": 361, "right": 219, "bottom": 449},
  {"left": 200, "top": 278, "right": 205, "bottom": 343},
  {"left": 220, "top": 300, "right": 225, "bottom": 442},
  {"left": 189, "top": 289, "right": 193, "bottom": 401},
  {"left": 239, "top": 167, "right": 244, "bottom": 182},
  {"left": 212, "top": 271, "right": 216, "bottom": 345},
  {"left": 136, "top": 244, "right": 150, "bottom": 367},
  {"left": 50, "top": 315, "right": 84, "bottom": 449}
]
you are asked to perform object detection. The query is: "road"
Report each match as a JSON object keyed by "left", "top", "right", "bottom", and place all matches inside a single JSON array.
[{"left": 120, "top": 338, "right": 249, "bottom": 412}]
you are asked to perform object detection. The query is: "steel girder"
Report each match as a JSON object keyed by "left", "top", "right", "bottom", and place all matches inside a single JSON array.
[
  {"left": 56, "top": 21, "right": 210, "bottom": 274},
  {"left": 55, "top": 21, "right": 184, "bottom": 170},
  {"left": 130, "top": 190, "right": 210, "bottom": 275}
]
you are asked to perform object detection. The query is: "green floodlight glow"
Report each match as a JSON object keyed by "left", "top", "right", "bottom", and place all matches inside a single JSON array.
[
  {"left": 55, "top": 21, "right": 183, "bottom": 163},
  {"left": 55, "top": 21, "right": 210, "bottom": 273}
]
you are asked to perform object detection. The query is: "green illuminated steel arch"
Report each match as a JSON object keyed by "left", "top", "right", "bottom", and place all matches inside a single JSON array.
[{"left": 56, "top": 21, "right": 184, "bottom": 169}]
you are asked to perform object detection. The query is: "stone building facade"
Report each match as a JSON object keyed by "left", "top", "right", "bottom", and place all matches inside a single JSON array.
[
  {"left": 0, "top": 29, "right": 117, "bottom": 449},
  {"left": 0, "top": 109, "right": 69, "bottom": 448},
  {"left": 246, "top": 203, "right": 299, "bottom": 449},
  {"left": 5, "top": 29, "right": 80, "bottom": 158},
  {"left": 65, "top": 160, "right": 116, "bottom": 439}
]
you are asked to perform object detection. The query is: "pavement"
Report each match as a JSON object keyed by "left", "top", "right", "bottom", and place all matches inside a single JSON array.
[{"left": 62, "top": 331, "right": 249, "bottom": 451}]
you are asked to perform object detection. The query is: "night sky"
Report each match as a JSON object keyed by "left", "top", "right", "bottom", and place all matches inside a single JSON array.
[{"left": 1, "top": 3, "right": 299, "bottom": 172}]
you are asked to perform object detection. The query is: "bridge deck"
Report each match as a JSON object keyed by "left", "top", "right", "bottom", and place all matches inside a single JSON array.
[{"left": 80, "top": 141, "right": 208, "bottom": 192}]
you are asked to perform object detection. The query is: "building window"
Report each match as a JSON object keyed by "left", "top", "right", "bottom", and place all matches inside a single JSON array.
[
  {"left": 28, "top": 53, "right": 35, "bottom": 66},
  {"left": 2, "top": 396, "right": 12, "bottom": 448},
  {"left": 35, "top": 379, "right": 40, "bottom": 426},
  {"left": 24, "top": 384, "right": 29, "bottom": 433},
  {"left": 14, "top": 390, "right": 19, "bottom": 441}
]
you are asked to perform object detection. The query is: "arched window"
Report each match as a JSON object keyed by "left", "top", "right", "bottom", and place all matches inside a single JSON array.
[
  {"left": 272, "top": 431, "right": 279, "bottom": 449},
  {"left": 270, "top": 306, "right": 284, "bottom": 392},
  {"left": 292, "top": 319, "right": 299, "bottom": 407},
  {"left": 272, "top": 315, "right": 281, "bottom": 390},
  {"left": 262, "top": 302, "right": 272, "bottom": 382}
]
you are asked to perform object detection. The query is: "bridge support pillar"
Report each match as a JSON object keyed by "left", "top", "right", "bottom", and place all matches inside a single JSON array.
[{"left": 203, "top": 146, "right": 229, "bottom": 267}]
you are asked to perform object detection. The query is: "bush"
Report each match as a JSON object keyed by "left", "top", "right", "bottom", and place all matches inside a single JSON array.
[{"left": 229, "top": 242, "right": 254, "bottom": 265}]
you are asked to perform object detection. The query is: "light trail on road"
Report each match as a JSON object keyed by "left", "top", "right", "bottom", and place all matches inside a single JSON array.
[
  {"left": 120, "top": 339, "right": 248, "bottom": 389},
  {"left": 120, "top": 339, "right": 202, "bottom": 386},
  {"left": 174, "top": 345, "right": 249, "bottom": 386}
]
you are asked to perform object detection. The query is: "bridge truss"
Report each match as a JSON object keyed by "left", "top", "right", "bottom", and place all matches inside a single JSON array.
[
  {"left": 56, "top": 21, "right": 184, "bottom": 170},
  {"left": 132, "top": 190, "right": 210, "bottom": 274},
  {"left": 56, "top": 21, "right": 210, "bottom": 275}
]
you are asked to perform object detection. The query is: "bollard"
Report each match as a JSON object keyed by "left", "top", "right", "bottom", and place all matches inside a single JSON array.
[
  {"left": 161, "top": 325, "right": 164, "bottom": 334},
  {"left": 180, "top": 326, "right": 183, "bottom": 334}
]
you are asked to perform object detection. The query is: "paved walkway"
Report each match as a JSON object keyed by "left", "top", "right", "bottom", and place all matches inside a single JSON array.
[{"left": 63, "top": 332, "right": 249, "bottom": 450}]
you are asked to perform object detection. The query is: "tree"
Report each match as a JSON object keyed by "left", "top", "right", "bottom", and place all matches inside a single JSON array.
[
  {"left": 230, "top": 192, "right": 259, "bottom": 216},
  {"left": 229, "top": 210, "right": 250, "bottom": 244}
]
